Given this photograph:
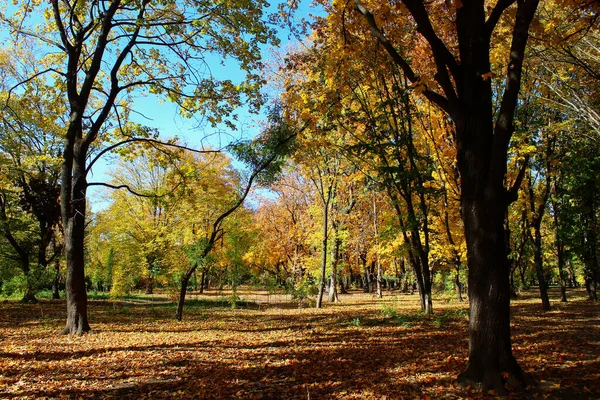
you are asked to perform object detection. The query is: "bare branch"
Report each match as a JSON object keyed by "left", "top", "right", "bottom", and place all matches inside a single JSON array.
[
  {"left": 86, "top": 182, "right": 166, "bottom": 198},
  {"left": 86, "top": 138, "right": 222, "bottom": 174}
]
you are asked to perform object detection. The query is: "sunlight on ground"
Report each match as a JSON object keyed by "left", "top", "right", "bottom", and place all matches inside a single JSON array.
[{"left": 0, "top": 288, "right": 598, "bottom": 399}]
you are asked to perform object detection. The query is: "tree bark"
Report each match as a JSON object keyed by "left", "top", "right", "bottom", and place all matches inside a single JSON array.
[
  {"left": 454, "top": 269, "right": 463, "bottom": 302},
  {"left": 532, "top": 226, "right": 551, "bottom": 311},
  {"left": 176, "top": 273, "right": 191, "bottom": 321},
  {"left": 316, "top": 200, "right": 329, "bottom": 309},
  {"left": 61, "top": 150, "right": 91, "bottom": 335},
  {"left": 457, "top": 182, "right": 530, "bottom": 391},
  {"left": 199, "top": 268, "right": 206, "bottom": 294},
  {"left": 328, "top": 236, "right": 341, "bottom": 303},
  {"left": 373, "top": 195, "right": 383, "bottom": 299}
]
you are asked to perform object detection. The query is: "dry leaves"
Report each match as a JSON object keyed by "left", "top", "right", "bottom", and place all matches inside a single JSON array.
[{"left": 0, "top": 289, "right": 598, "bottom": 399}]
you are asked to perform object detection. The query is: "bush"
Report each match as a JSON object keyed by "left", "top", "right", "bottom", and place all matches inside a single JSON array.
[{"left": 287, "top": 277, "right": 318, "bottom": 307}]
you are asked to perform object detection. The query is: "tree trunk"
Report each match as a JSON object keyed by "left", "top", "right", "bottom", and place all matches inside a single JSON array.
[
  {"left": 328, "top": 236, "right": 341, "bottom": 303},
  {"left": 373, "top": 195, "right": 383, "bottom": 299},
  {"left": 61, "top": 151, "right": 91, "bottom": 335},
  {"left": 457, "top": 192, "right": 530, "bottom": 392},
  {"left": 176, "top": 273, "right": 192, "bottom": 321},
  {"left": 199, "top": 268, "right": 206, "bottom": 294},
  {"left": 355, "top": 0, "right": 539, "bottom": 391},
  {"left": 376, "top": 261, "right": 383, "bottom": 299},
  {"left": 145, "top": 278, "right": 154, "bottom": 295},
  {"left": 555, "top": 235, "right": 568, "bottom": 303},
  {"left": 20, "top": 258, "right": 38, "bottom": 304},
  {"left": 532, "top": 225, "right": 551, "bottom": 311},
  {"left": 518, "top": 263, "right": 528, "bottom": 291},
  {"left": 21, "top": 287, "right": 39, "bottom": 304},
  {"left": 145, "top": 256, "right": 155, "bottom": 295},
  {"left": 454, "top": 268, "right": 463, "bottom": 302},
  {"left": 316, "top": 201, "right": 328, "bottom": 309},
  {"left": 567, "top": 260, "right": 577, "bottom": 288},
  {"left": 362, "top": 257, "right": 371, "bottom": 293}
]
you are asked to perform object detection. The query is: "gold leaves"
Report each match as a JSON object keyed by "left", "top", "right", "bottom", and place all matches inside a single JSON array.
[{"left": 0, "top": 292, "right": 599, "bottom": 398}]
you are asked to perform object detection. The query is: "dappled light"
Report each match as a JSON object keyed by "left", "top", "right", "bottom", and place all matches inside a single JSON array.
[{"left": 1, "top": 289, "right": 598, "bottom": 399}]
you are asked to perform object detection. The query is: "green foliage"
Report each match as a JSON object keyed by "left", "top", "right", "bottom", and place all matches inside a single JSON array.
[
  {"left": 1, "top": 265, "right": 53, "bottom": 297},
  {"left": 286, "top": 277, "right": 318, "bottom": 307},
  {"left": 228, "top": 289, "right": 241, "bottom": 310},
  {"left": 228, "top": 103, "right": 297, "bottom": 187},
  {"left": 380, "top": 303, "right": 400, "bottom": 319}
]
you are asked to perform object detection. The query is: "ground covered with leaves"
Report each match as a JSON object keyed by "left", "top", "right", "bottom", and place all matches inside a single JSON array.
[{"left": 0, "top": 289, "right": 598, "bottom": 399}]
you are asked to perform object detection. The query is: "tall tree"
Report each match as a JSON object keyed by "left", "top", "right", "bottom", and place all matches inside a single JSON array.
[
  {"left": 0, "top": 51, "right": 64, "bottom": 303},
  {"left": 2, "top": 0, "right": 277, "bottom": 334},
  {"left": 345, "top": 0, "right": 545, "bottom": 391}
]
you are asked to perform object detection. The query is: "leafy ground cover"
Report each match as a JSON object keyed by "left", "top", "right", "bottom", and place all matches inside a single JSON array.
[{"left": 0, "top": 288, "right": 598, "bottom": 399}]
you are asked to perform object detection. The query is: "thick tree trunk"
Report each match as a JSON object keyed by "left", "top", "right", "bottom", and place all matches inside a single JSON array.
[
  {"left": 355, "top": 0, "right": 539, "bottom": 392},
  {"left": 457, "top": 194, "right": 530, "bottom": 392},
  {"left": 585, "top": 277, "right": 597, "bottom": 301},
  {"left": 20, "top": 258, "right": 38, "bottom": 304},
  {"left": 61, "top": 157, "right": 91, "bottom": 335},
  {"left": 21, "top": 287, "right": 39, "bottom": 304},
  {"left": 455, "top": 86, "right": 534, "bottom": 391}
]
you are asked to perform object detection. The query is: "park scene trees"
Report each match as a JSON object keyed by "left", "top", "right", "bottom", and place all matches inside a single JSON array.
[{"left": 0, "top": 0, "right": 599, "bottom": 398}]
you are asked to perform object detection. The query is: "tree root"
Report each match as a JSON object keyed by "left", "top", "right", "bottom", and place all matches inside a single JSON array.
[{"left": 457, "top": 364, "right": 537, "bottom": 396}]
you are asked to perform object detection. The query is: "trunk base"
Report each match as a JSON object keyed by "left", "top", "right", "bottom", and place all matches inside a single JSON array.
[
  {"left": 60, "top": 322, "right": 91, "bottom": 336},
  {"left": 457, "top": 358, "right": 535, "bottom": 395},
  {"left": 60, "top": 313, "right": 91, "bottom": 336},
  {"left": 21, "top": 290, "right": 39, "bottom": 304}
]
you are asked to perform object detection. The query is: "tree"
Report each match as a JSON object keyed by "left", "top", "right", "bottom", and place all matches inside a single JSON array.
[
  {"left": 175, "top": 105, "right": 296, "bottom": 320},
  {"left": 0, "top": 51, "right": 64, "bottom": 303},
  {"left": 245, "top": 168, "right": 315, "bottom": 286},
  {"left": 345, "top": 0, "right": 544, "bottom": 391},
  {"left": 1, "top": 0, "right": 277, "bottom": 334},
  {"left": 283, "top": 43, "right": 437, "bottom": 312}
]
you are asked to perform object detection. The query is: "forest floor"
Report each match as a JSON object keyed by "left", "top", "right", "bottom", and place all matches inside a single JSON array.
[{"left": 0, "top": 288, "right": 598, "bottom": 399}]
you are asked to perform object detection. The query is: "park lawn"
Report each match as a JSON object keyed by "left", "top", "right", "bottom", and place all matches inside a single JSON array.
[{"left": 0, "top": 289, "right": 598, "bottom": 399}]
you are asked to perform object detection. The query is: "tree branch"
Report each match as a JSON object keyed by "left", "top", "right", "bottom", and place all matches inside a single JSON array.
[
  {"left": 354, "top": 0, "right": 452, "bottom": 114},
  {"left": 490, "top": 0, "right": 540, "bottom": 187},
  {"left": 86, "top": 137, "right": 221, "bottom": 175},
  {"left": 401, "top": 0, "right": 460, "bottom": 100},
  {"left": 86, "top": 182, "right": 177, "bottom": 198},
  {"left": 485, "top": 0, "right": 517, "bottom": 37},
  {"left": 506, "top": 155, "right": 529, "bottom": 205}
]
